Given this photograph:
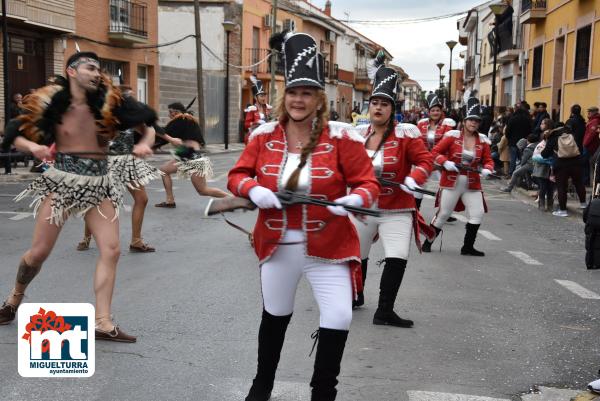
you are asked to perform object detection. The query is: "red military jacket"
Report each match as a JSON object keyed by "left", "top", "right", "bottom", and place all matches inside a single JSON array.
[
  {"left": 228, "top": 120, "right": 380, "bottom": 272},
  {"left": 417, "top": 117, "right": 456, "bottom": 150},
  {"left": 357, "top": 122, "right": 433, "bottom": 211},
  {"left": 244, "top": 103, "right": 273, "bottom": 143},
  {"left": 431, "top": 130, "right": 494, "bottom": 191}
]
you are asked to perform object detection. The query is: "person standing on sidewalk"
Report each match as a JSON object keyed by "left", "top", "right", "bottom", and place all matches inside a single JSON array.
[
  {"left": 228, "top": 31, "right": 380, "bottom": 401},
  {"left": 349, "top": 59, "right": 433, "bottom": 325},
  {"left": 244, "top": 75, "right": 273, "bottom": 144},
  {"left": 584, "top": 106, "right": 600, "bottom": 183},
  {"left": 542, "top": 125, "right": 587, "bottom": 217},
  {"left": 505, "top": 102, "right": 532, "bottom": 175},
  {"left": 566, "top": 104, "right": 588, "bottom": 185},
  {"left": 421, "top": 96, "right": 495, "bottom": 256}
]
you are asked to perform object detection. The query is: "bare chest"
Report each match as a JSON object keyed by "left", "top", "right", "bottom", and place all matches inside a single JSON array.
[{"left": 56, "top": 105, "right": 99, "bottom": 146}]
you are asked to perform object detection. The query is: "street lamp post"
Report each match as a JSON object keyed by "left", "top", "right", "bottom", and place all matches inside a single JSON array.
[
  {"left": 222, "top": 20, "right": 236, "bottom": 149},
  {"left": 436, "top": 62, "right": 444, "bottom": 107},
  {"left": 489, "top": 2, "right": 508, "bottom": 118},
  {"left": 446, "top": 40, "right": 457, "bottom": 111}
]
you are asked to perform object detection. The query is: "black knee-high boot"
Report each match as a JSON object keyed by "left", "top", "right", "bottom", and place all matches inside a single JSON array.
[
  {"left": 460, "top": 223, "right": 485, "bottom": 256},
  {"left": 246, "top": 310, "right": 292, "bottom": 401},
  {"left": 310, "top": 328, "right": 349, "bottom": 401},
  {"left": 372, "top": 258, "right": 413, "bottom": 327},
  {"left": 421, "top": 226, "right": 441, "bottom": 253},
  {"left": 352, "top": 258, "right": 368, "bottom": 309}
]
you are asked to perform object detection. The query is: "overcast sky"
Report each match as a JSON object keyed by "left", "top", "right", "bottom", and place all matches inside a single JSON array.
[{"left": 328, "top": 0, "right": 484, "bottom": 91}]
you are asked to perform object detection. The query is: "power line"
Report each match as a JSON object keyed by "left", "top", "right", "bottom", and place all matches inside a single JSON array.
[{"left": 344, "top": 11, "right": 467, "bottom": 25}]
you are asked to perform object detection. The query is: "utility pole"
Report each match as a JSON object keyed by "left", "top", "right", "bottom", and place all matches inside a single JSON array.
[
  {"left": 2, "top": 0, "right": 11, "bottom": 173},
  {"left": 269, "top": 0, "right": 278, "bottom": 105},
  {"left": 193, "top": 0, "right": 206, "bottom": 136}
]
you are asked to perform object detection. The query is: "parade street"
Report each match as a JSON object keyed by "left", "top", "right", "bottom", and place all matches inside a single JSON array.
[{"left": 0, "top": 152, "right": 598, "bottom": 401}]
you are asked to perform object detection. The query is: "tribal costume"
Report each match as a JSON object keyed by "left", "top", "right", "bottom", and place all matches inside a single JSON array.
[
  {"left": 164, "top": 113, "right": 213, "bottom": 180},
  {"left": 230, "top": 31, "right": 380, "bottom": 401},
  {"left": 2, "top": 75, "right": 157, "bottom": 225},
  {"left": 350, "top": 60, "right": 434, "bottom": 328},
  {"left": 0, "top": 51, "right": 156, "bottom": 342},
  {"left": 108, "top": 129, "right": 162, "bottom": 189}
]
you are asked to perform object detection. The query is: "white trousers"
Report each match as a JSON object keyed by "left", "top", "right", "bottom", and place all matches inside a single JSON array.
[
  {"left": 351, "top": 212, "right": 413, "bottom": 260},
  {"left": 261, "top": 230, "right": 353, "bottom": 330},
  {"left": 432, "top": 175, "right": 484, "bottom": 227}
]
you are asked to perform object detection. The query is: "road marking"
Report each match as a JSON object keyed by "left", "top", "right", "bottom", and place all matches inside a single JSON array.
[
  {"left": 407, "top": 391, "right": 510, "bottom": 401},
  {"left": 507, "top": 251, "right": 543, "bottom": 265},
  {"left": 555, "top": 280, "right": 600, "bottom": 300},
  {"left": 9, "top": 213, "right": 32, "bottom": 221},
  {"left": 479, "top": 230, "right": 501, "bottom": 241},
  {"left": 0, "top": 211, "right": 33, "bottom": 221}
]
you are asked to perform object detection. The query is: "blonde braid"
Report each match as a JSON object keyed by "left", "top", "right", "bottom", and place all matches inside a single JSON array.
[{"left": 285, "top": 91, "right": 329, "bottom": 191}]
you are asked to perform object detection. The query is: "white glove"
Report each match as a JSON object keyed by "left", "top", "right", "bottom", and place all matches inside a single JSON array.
[
  {"left": 400, "top": 176, "right": 420, "bottom": 195},
  {"left": 257, "top": 119, "right": 266, "bottom": 125},
  {"left": 480, "top": 168, "right": 492, "bottom": 178},
  {"left": 248, "top": 186, "right": 282, "bottom": 209},
  {"left": 327, "top": 194, "right": 363, "bottom": 216},
  {"left": 589, "top": 378, "right": 600, "bottom": 392},
  {"left": 443, "top": 160, "right": 460, "bottom": 172}
]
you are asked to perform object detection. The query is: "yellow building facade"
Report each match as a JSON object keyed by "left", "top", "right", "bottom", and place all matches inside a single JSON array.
[{"left": 524, "top": 0, "right": 600, "bottom": 120}]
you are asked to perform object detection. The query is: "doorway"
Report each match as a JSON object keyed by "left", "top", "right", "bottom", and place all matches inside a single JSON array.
[{"left": 552, "top": 36, "right": 565, "bottom": 120}]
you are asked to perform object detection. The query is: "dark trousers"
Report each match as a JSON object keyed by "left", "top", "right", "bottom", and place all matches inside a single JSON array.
[
  {"left": 555, "top": 164, "right": 586, "bottom": 210},
  {"left": 535, "top": 177, "right": 554, "bottom": 206}
]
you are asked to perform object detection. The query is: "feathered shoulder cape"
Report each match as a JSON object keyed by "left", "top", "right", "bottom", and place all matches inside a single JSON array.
[{"left": 2, "top": 74, "right": 157, "bottom": 151}]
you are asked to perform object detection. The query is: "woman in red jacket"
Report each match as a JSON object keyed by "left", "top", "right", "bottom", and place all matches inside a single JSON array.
[
  {"left": 228, "top": 32, "right": 379, "bottom": 401},
  {"left": 416, "top": 93, "right": 457, "bottom": 213},
  {"left": 244, "top": 75, "right": 272, "bottom": 144},
  {"left": 422, "top": 96, "right": 494, "bottom": 256},
  {"left": 349, "top": 62, "right": 433, "bottom": 328}
]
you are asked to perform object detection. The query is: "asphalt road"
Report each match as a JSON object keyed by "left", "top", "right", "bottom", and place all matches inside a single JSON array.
[{"left": 0, "top": 152, "right": 597, "bottom": 401}]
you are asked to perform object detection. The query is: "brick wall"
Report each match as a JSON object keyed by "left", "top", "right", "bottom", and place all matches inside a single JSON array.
[{"left": 68, "top": 0, "right": 160, "bottom": 110}]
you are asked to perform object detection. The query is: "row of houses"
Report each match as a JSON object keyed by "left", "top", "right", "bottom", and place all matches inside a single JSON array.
[
  {"left": 0, "top": 0, "right": 423, "bottom": 144},
  {"left": 457, "top": 0, "right": 600, "bottom": 121}
]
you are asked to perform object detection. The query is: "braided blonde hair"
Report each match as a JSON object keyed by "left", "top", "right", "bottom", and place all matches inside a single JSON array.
[{"left": 275, "top": 89, "right": 329, "bottom": 191}]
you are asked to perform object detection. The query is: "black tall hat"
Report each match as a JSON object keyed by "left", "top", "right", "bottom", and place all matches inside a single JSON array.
[
  {"left": 464, "top": 96, "right": 482, "bottom": 120},
  {"left": 249, "top": 75, "right": 265, "bottom": 97},
  {"left": 269, "top": 31, "right": 324, "bottom": 89},
  {"left": 366, "top": 52, "right": 397, "bottom": 102},
  {"left": 370, "top": 67, "right": 398, "bottom": 102},
  {"left": 426, "top": 92, "right": 443, "bottom": 110}
]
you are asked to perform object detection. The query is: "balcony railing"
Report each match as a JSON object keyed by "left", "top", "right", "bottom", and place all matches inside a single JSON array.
[
  {"left": 521, "top": 0, "right": 546, "bottom": 12},
  {"left": 244, "top": 48, "right": 284, "bottom": 75},
  {"left": 521, "top": 0, "right": 546, "bottom": 24},
  {"left": 109, "top": 0, "right": 148, "bottom": 42},
  {"left": 355, "top": 68, "right": 368, "bottom": 80}
]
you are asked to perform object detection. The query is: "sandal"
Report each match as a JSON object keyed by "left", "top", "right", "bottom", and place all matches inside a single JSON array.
[
  {"left": 129, "top": 239, "right": 155, "bottom": 253},
  {"left": 76, "top": 235, "right": 92, "bottom": 251},
  {"left": 155, "top": 201, "right": 176, "bottom": 208}
]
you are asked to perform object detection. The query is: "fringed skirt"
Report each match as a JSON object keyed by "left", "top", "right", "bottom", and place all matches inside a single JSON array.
[
  {"left": 109, "top": 154, "right": 163, "bottom": 189},
  {"left": 174, "top": 150, "right": 213, "bottom": 180},
  {"left": 14, "top": 153, "right": 123, "bottom": 226}
]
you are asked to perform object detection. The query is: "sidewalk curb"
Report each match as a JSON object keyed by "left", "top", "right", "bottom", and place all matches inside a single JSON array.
[{"left": 487, "top": 178, "right": 585, "bottom": 218}]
